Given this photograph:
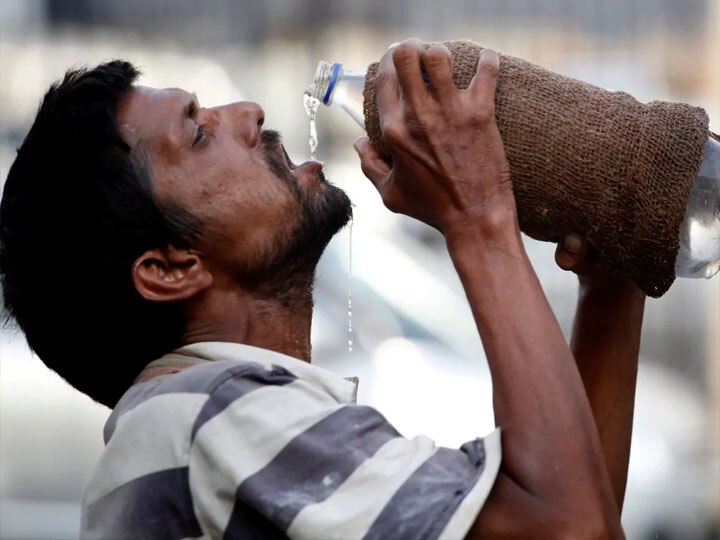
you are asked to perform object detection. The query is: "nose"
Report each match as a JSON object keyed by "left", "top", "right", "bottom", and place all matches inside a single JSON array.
[{"left": 215, "top": 101, "right": 265, "bottom": 147}]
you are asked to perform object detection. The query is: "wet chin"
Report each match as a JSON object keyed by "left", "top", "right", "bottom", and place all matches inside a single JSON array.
[
  {"left": 243, "top": 180, "right": 351, "bottom": 299},
  {"left": 299, "top": 179, "right": 352, "bottom": 252},
  {"left": 277, "top": 178, "right": 352, "bottom": 278}
]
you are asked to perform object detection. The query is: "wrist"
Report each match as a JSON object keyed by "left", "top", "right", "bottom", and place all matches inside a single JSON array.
[
  {"left": 577, "top": 279, "right": 646, "bottom": 316},
  {"left": 578, "top": 276, "right": 644, "bottom": 299},
  {"left": 444, "top": 200, "right": 520, "bottom": 251}
]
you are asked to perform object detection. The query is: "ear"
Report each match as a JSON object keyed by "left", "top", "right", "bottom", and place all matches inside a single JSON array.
[{"left": 132, "top": 247, "right": 213, "bottom": 303}]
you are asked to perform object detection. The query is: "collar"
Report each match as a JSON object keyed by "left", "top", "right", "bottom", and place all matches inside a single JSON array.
[{"left": 134, "top": 341, "right": 359, "bottom": 405}]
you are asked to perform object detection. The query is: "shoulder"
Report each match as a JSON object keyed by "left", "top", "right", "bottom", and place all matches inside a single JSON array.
[{"left": 101, "top": 359, "right": 257, "bottom": 440}]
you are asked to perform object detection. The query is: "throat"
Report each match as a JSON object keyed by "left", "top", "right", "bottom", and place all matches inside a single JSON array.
[{"left": 181, "top": 286, "right": 314, "bottom": 363}]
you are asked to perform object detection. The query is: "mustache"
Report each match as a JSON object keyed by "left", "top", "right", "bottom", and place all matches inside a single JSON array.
[
  {"left": 260, "top": 129, "right": 301, "bottom": 199},
  {"left": 260, "top": 128, "right": 331, "bottom": 196},
  {"left": 260, "top": 128, "right": 282, "bottom": 147}
]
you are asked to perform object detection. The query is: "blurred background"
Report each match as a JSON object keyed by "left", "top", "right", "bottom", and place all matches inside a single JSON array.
[{"left": 0, "top": 0, "right": 718, "bottom": 538}]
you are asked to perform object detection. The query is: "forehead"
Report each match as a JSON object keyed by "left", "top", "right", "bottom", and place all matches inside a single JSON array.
[{"left": 116, "top": 85, "right": 193, "bottom": 149}]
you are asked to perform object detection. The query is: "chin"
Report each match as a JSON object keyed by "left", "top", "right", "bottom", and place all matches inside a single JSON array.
[
  {"left": 313, "top": 180, "right": 353, "bottom": 233},
  {"left": 242, "top": 174, "right": 353, "bottom": 300},
  {"left": 295, "top": 176, "right": 352, "bottom": 251}
]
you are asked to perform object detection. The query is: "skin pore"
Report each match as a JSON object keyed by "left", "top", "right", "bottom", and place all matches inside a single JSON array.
[{"left": 116, "top": 86, "right": 351, "bottom": 362}]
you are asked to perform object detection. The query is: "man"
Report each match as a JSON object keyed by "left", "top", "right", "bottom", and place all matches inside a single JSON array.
[{"left": 0, "top": 40, "right": 644, "bottom": 538}]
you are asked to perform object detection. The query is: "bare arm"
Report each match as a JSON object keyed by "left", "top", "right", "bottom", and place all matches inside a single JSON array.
[
  {"left": 556, "top": 238, "right": 646, "bottom": 512},
  {"left": 355, "top": 40, "right": 623, "bottom": 539}
]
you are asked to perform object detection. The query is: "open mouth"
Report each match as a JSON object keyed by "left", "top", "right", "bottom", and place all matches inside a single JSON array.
[
  {"left": 280, "top": 144, "right": 297, "bottom": 170},
  {"left": 260, "top": 129, "right": 323, "bottom": 186},
  {"left": 260, "top": 129, "right": 297, "bottom": 173}
]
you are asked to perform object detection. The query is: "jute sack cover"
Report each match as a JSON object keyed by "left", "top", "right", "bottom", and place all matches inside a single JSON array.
[{"left": 363, "top": 41, "right": 710, "bottom": 297}]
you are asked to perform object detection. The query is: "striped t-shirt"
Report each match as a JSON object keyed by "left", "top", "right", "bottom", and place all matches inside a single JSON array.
[{"left": 80, "top": 341, "right": 501, "bottom": 539}]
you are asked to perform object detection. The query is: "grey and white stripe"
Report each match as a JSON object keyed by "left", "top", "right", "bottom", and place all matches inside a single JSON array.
[{"left": 81, "top": 342, "right": 501, "bottom": 540}]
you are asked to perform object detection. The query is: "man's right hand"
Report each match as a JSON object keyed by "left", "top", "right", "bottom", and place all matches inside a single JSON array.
[
  {"left": 355, "top": 39, "right": 624, "bottom": 539},
  {"left": 354, "top": 39, "right": 515, "bottom": 236}
]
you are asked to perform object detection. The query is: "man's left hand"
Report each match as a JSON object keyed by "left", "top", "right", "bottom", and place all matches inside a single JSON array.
[{"left": 555, "top": 233, "right": 642, "bottom": 295}]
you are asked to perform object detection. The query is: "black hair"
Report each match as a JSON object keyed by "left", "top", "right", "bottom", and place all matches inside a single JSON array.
[{"left": 0, "top": 61, "right": 203, "bottom": 407}]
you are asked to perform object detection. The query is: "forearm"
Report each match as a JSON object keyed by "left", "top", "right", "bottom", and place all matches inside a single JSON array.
[
  {"left": 571, "top": 281, "right": 645, "bottom": 512},
  {"left": 358, "top": 41, "right": 623, "bottom": 536},
  {"left": 446, "top": 211, "right": 618, "bottom": 519}
]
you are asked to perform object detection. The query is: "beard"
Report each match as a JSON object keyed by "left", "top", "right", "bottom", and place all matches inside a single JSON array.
[{"left": 238, "top": 130, "right": 353, "bottom": 305}]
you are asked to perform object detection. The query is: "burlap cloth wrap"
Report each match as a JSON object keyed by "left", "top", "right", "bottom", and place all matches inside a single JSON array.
[{"left": 363, "top": 41, "right": 710, "bottom": 297}]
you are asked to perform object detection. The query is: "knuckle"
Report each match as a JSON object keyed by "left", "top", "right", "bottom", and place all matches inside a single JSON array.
[
  {"left": 380, "top": 120, "right": 405, "bottom": 145},
  {"left": 423, "top": 44, "right": 450, "bottom": 66},
  {"left": 359, "top": 158, "right": 373, "bottom": 176},
  {"left": 407, "top": 115, "right": 431, "bottom": 136},
  {"left": 374, "top": 71, "right": 393, "bottom": 89},
  {"left": 383, "top": 126, "right": 404, "bottom": 146},
  {"left": 393, "top": 42, "right": 421, "bottom": 64},
  {"left": 478, "top": 56, "right": 500, "bottom": 78},
  {"left": 471, "top": 104, "right": 495, "bottom": 124},
  {"left": 442, "top": 99, "right": 462, "bottom": 118}
]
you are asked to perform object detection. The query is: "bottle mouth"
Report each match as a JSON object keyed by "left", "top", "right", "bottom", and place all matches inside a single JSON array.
[
  {"left": 303, "top": 84, "right": 317, "bottom": 99},
  {"left": 305, "top": 60, "right": 342, "bottom": 105}
]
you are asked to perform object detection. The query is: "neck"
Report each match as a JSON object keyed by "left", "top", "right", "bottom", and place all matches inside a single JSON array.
[{"left": 181, "top": 285, "right": 314, "bottom": 362}]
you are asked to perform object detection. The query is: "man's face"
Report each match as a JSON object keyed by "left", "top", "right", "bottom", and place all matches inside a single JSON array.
[{"left": 117, "top": 86, "right": 352, "bottom": 294}]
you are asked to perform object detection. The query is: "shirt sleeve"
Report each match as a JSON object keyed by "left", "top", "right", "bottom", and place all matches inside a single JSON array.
[{"left": 187, "top": 370, "right": 501, "bottom": 540}]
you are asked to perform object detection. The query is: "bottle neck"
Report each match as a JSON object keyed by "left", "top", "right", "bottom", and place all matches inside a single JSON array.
[{"left": 307, "top": 61, "right": 343, "bottom": 105}]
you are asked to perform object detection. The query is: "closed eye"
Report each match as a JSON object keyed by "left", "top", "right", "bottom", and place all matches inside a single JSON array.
[
  {"left": 192, "top": 125, "right": 206, "bottom": 147},
  {"left": 183, "top": 93, "right": 206, "bottom": 148}
]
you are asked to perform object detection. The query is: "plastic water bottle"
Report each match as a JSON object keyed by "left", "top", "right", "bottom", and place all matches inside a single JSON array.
[
  {"left": 305, "top": 60, "right": 720, "bottom": 280},
  {"left": 675, "top": 137, "right": 720, "bottom": 279},
  {"left": 305, "top": 61, "right": 367, "bottom": 129}
]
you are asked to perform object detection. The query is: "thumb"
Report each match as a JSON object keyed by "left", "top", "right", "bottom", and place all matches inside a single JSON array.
[{"left": 354, "top": 136, "right": 391, "bottom": 188}]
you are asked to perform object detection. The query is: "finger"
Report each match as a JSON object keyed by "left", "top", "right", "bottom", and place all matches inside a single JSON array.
[
  {"left": 392, "top": 39, "right": 428, "bottom": 110},
  {"left": 564, "top": 233, "right": 587, "bottom": 255},
  {"left": 555, "top": 234, "right": 590, "bottom": 272},
  {"left": 376, "top": 45, "right": 402, "bottom": 130},
  {"left": 468, "top": 48, "right": 500, "bottom": 116},
  {"left": 421, "top": 44, "right": 455, "bottom": 103},
  {"left": 354, "top": 136, "right": 391, "bottom": 188},
  {"left": 554, "top": 243, "right": 578, "bottom": 271}
]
